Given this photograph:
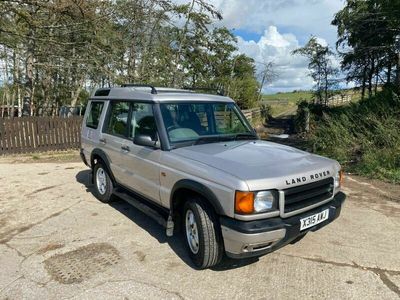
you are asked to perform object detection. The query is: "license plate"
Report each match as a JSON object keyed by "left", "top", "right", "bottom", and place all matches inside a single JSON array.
[{"left": 300, "top": 209, "right": 329, "bottom": 231}]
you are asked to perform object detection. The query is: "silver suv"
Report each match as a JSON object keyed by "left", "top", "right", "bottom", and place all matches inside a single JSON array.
[{"left": 80, "top": 84, "right": 346, "bottom": 269}]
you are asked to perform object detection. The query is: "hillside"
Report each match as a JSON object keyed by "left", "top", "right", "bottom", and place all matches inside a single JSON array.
[{"left": 262, "top": 90, "right": 314, "bottom": 104}]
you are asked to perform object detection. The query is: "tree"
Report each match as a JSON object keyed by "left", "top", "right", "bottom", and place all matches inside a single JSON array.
[
  {"left": 257, "top": 61, "right": 277, "bottom": 101},
  {"left": 227, "top": 54, "right": 260, "bottom": 109},
  {"left": 332, "top": 0, "right": 400, "bottom": 97},
  {"left": 0, "top": 0, "right": 260, "bottom": 115},
  {"left": 293, "top": 37, "right": 338, "bottom": 105}
]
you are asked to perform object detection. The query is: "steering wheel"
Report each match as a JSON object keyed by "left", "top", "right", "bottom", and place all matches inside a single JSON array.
[{"left": 167, "top": 125, "right": 179, "bottom": 132}]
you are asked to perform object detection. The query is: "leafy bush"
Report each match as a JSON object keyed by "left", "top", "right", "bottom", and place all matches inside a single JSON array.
[
  {"left": 294, "top": 100, "right": 310, "bottom": 133},
  {"left": 260, "top": 103, "right": 272, "bottom": 122},
  {"left": 302, "top": 90, "right": 400, "bottom": 183}
]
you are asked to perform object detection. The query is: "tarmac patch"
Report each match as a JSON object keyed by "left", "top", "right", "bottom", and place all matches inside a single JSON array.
[{"left": 44, "top": 243, "right": 121, "bottom": 284}]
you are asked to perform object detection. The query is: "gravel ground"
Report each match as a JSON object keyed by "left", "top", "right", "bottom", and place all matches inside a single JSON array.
[{"left": 0, "top": 161, "right": 399, "bottom": 299}]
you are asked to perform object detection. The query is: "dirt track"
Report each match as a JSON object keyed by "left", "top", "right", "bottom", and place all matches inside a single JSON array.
[{"left": 0, "top": 161, "right": 399, "bottom": 299}]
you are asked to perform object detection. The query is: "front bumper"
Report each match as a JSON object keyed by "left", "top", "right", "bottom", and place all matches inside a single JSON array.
[{"left": 220, "top": 192, "right": 346, "bottom": 259}]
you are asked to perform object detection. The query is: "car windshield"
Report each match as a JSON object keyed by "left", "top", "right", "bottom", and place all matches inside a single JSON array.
[{"left": 160, "top": 102, "right": 256, "bottom": 146}]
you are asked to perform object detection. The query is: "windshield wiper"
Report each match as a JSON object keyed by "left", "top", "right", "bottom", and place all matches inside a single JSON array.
[
  {"left": 234, "top": 133, "right": 258, "bottom": 140},
  {"left": 193, "top": 136, "right": 232, "bottom": 145},
  {"left": 193, "top": 133, "right": 257, "bottom": 145}
]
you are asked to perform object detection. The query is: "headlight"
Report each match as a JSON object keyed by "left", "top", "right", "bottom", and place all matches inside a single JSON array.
[
  {"left": 254, "top": 191, "right": 276, "bottom": 212},
  {"left": 334, "top": 170, "right": 344, "bottom": 189},
  {"left": 235, "top": 190, "right": 277, "bottom": 214}
]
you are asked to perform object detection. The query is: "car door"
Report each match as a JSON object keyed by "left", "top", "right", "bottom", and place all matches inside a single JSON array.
[
  {"left": 100, "top": 100, "right": 131, "bottom": 183},
  {"left": 81, "top": 101, "right": 105, "bottom": 159},
  {"left": 117, "top": 102, "right": 162, "bottom": 204}
]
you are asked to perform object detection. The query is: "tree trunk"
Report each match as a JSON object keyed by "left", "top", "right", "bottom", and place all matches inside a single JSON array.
[
  {"left": 70, "top": 76, "right": 85, "bottom": 108},
  {"left": 324, "top": 65, "right": 329, "bottom": 106},
  {"left": 1, "top": 92, "right": 5, "bottom": 118},
  {"left": 396, "top": 52, "right": 400, "bottom": 89},
  {"left": 368, "top": 57, "right": 374, "bottom": 98},
  {"left": 13, "top": 50, "right": 22, "bottom": 117},
  {"left": 387, "top": 63, "right": 392, "bottom": 85},
  {"left": 24, "top": 27, "right": 35, "bottom": 116},
  {"left": 361, "top": 65, "right": 367, "bottom": 100},
  {"left": 171, "top": 0, "right": 195, "bottom": 87},
  {"left": 3, "top": 48, "right": 11, "bottom": 117}
]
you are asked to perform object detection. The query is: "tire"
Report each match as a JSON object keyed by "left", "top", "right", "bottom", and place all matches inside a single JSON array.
[
  {"left": 93, "top": 162, "right": 113, "bottom": 203},
  {"left": 183, "top": 197, "right": 223, "bottom": 269}
]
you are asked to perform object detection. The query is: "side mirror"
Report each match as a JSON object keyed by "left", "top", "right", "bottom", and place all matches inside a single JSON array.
[{"left": 133, "top": 134, "right": 157, "bottom": 148}]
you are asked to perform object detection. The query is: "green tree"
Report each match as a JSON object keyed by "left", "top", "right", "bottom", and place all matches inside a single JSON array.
[
  {"left": 0, "top": 0, "right": 261, "bottom": 115},
  {"left": 293, "top": 37, "right": 338, "bottom": 105},
  {"left": 332, "top": 0, "right": 400, "bottom": 97},
  {"left": 228, "top": 54, "right": 260, "bottom": 109}
]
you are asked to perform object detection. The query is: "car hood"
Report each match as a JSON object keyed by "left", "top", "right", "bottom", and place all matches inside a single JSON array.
[{"left": 172, "top": 140, "right": 339, "bottom": 190}]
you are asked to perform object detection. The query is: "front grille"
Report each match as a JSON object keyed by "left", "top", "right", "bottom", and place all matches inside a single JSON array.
[{"left": 283, "top": 177, "right": 334, "bottom": 214}]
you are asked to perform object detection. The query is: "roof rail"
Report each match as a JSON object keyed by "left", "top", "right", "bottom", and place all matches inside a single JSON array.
[
  {"left": 156, "top": 87, "right": 194, "bottom": 94},
  {"left": 182, "top": 86, "right": 225, "bottom": 96},
  {"left": 121, "top": 83, "right": 157, "bottom": 94}
]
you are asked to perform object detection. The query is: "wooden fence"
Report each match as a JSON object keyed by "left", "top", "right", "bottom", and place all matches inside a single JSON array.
[
  {"left": 0, "top": 116, "right": 83, "bottom": 155},
  {"left": 242, "top": 108, "right": 262, "bottom": 122},
  {"left": 327, "top": 94, "right": 352, "bottom": 106},
  {"left": 0, "top": 108, "right": 263, "bottom": 155},
  {"left": 260, "top": 99, "right": 289, "bottom": 106}
]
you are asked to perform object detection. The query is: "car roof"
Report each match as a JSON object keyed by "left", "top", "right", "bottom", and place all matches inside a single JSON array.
[{"left": 90, "top": 87, "right": 234, "bottom": 103}]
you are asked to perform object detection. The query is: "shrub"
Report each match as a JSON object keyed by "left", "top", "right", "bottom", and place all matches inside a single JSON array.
[{"left": 305, "top": 90, "right": 400, "bottom": 183}]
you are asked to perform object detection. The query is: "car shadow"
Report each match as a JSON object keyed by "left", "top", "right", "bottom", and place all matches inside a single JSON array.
[{"left": 76, "top": 169, "right": 259, "bottom": 271}]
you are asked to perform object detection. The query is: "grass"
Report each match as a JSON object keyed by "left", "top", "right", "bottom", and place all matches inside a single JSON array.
[
  {"left": 267, "top": 102, "right": 297, "bottom": 117},
  {"left": 300, "top": 89, "right": 400, "bottom": 184},
  {"left": 0, "top": 150, "right": 81, "bottom": 163},
  {"left": 261, "top": 91, "right": 313, "bottom": 117},
  {"left": 261, "top": 89, "right": 363, "bottom": 117},
  {"left": 262, "top": 90, "right": 314, "bottom": 104}
]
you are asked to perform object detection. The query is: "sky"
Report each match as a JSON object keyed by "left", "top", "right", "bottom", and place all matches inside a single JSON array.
[
  {"left": 209, "top": 0, "right": 346, "bottom": 93},
  {"left": 0, "top": 1, "right": 346, "bottom": 93}
]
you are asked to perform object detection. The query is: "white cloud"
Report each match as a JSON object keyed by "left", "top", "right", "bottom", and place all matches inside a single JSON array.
[
  {"left": 236, "top": 26, "right": 314, "bottom": 93},
  {"left": 172, "top": 0, "right": 346, "bottom": 92},
  {"left": 211, "top": 0, "right": 345, "bottom": 92},
  {"left": 212, "top": 0, "right": 343, "bottom": 45}
]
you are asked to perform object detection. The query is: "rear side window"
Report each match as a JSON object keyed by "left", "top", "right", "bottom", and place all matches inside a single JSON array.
[
  {"left": 86, "top": 101, "right": 104, "bottom": 129},
  {"left": 106, "top": 101, "right": 130, "bottom": 137},
  {"left": 129, "top": 103, "right": 157, "bottom": 139}
]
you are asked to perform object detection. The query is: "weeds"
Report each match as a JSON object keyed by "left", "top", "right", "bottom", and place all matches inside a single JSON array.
[{"left": 298, "top": 90, "right": 400, "bottom": 183}]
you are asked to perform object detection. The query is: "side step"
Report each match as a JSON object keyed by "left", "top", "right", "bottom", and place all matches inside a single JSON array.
[{"left": 113, "top": 189, "right": 174, "bottom": 236}]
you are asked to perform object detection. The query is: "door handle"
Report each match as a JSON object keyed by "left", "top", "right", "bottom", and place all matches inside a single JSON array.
[
  {"left": 99, "top": 138, "right": 106, "bottom": 144},
  {"left": 121, "top": 145, "right": 130, "bottom": 152}
]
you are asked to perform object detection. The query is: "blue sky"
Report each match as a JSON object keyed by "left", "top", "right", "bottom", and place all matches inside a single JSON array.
[{"left": 210, "top": 0, "right": 345, "bottom": 93}]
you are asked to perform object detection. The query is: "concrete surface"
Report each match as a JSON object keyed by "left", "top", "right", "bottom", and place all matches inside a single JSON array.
[{"left": 0, "top": 162, "right": 399, "bottom": 299}]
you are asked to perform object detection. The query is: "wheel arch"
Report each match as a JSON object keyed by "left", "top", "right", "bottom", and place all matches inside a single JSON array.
[
  {"left": 170, "top": 179, "right": 225, "bottom": 217},
  {"left": 90, "top": 148, "right": 116, "bottom": 184}
]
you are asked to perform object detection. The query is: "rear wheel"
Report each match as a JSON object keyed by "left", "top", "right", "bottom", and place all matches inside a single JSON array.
[
  {"left": 183, "top": 198, "right": 223, "bottom": 269},
  {"left": 93, "top": 162, "right": 113, "bottom": 203}
]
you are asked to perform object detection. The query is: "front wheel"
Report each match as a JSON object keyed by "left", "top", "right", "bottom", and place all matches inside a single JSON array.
[{"left": 183, "top": 198, "right": 223, "bottom": 269}]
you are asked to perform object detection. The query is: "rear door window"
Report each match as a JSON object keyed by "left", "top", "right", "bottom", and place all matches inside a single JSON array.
[
  {"left": 105, "top": 101, "right": 130, "bottom": 137},
  {"left": 86, "top": 101, "right": 104, "bottom": 129}
]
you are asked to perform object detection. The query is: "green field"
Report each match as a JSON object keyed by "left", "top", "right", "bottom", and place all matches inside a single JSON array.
[
  {"left": 260, "top": 91, "right": 314, "bottom": 117},
  {"left": 261, "top": 89, "right": 362, "bottom": 117},
  {"left": 262, "top": 90, "right": 314, "bottom": 104}
]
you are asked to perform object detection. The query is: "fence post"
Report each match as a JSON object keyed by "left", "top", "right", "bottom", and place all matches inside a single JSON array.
[{"left": 305, "top": 110, "right": 310, "bottom": 133}]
